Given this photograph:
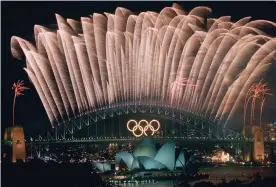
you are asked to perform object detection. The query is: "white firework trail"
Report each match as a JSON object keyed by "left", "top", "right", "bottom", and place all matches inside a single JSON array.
[{"left": 11, "top": 4, "right": 276, "bottom": 128}]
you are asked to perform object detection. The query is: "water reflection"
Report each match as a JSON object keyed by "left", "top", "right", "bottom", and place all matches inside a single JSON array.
[
  {"left": 120, "top": 166, "right": 276, "bottom": 187},
  {"left": 121, "top": 180, "right": 174, "bottom": 187}
]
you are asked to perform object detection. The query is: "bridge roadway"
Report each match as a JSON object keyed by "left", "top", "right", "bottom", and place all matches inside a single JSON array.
[{"left": 29, "top": 137, "right": 255, "bottom": 145}]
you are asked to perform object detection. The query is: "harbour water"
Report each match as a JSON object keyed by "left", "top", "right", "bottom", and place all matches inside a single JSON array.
[{"left": 120, "top": 165, "right": 276, "bottom": 187}]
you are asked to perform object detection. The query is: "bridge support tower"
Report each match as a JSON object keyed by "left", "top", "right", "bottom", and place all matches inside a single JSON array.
[
  {"left": 243, "top": 125, "right": 264, "bottom": 162},
  {"left": 4, "top": 126, "right": 26, "bottom": 163},
  {"left": 252, "top": 125, "right": 264, "bottom": 162}
]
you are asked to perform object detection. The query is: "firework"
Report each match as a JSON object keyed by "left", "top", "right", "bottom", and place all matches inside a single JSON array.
[
  {"left": 12, "top": 80, "right": 29, "bottom": 126},
  {"left": 11, "top": 4, "right": 276, "bottom": 127},
  {"left": 169, "top": 75, "right": 197, "bottom": 106},
  {"left": 243, "top": 80, "right": 273, "bottom": 136}
]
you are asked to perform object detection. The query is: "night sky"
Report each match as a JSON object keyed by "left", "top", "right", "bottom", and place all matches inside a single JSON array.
[{"left": 2, "top": 1, "right": 276, "bottom": 136}]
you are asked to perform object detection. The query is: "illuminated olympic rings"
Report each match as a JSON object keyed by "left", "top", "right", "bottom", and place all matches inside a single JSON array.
[{"left": 127, "top": 119, "right": 160, "bottom": 137}]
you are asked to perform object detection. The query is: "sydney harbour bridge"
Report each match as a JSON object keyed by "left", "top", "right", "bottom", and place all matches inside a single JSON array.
[
  {"left": 31, "top": 104, "right": 244, "bottom": 144},
  {"left": 29, "top": 104, "right": 248, "bottom": 159},
  {"left": 8, "top": 3, "right": 276, "bottom": 162}
]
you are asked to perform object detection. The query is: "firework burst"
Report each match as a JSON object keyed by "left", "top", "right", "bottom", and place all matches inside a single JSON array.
[
  {"left": 12, "top": 80, "right": 29, "bottom": 126},
  {"left": 11, "top": 4, "right": 276, "bottom": 128},
  {"left": 243, "top": 80, "right": 273, "bottom": 136}
]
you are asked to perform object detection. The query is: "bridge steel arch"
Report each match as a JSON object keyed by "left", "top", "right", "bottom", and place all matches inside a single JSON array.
[{"left": 35, "top": 104, "right": 243, "bottom": 143}]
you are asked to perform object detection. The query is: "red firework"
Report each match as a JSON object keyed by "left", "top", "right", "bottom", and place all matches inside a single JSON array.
[
  {"left": 243, "top": 80, "right": 273, "bottom": 134},
  {"left": 12, "top": 80, "right": 29, "bottom": 126}
]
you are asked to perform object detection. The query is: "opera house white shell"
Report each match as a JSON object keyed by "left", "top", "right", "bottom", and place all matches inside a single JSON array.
[
  {"left": 115, "top": 137, "right": 196, "bottom": 171},
  {"left": 92, "top": 162, "right": 112, "bottom": 173}
]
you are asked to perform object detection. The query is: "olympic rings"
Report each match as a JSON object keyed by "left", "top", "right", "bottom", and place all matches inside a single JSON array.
[{"left": 127, "top": 119, "right": 160, "bottom": 137}]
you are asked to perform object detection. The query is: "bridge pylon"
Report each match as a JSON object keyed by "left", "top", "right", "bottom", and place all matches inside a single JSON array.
[
  {"left": 242, "top": 125, "right": 264, "bottom": 163},
  {"left": 243, "top": 125, "right": 252, "bottom": 162},
  {"left": 4, "top": 126, "right": 26, "bottom": 163},
  {"left": 252, "top": 125, "right": 264, "bottom": 162}
]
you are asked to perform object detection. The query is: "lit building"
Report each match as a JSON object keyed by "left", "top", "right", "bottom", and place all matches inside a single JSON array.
[
  {"left": 211, "top": 150, "right": 230, "bottom": 163},
  {"left": 92, "top": 162, "right": 112, "bottom": 173},
  {"left": 108, "top": 143, "right": 118, "bottom": 150},
  {"left": 91, "top": 137, "right": 197, "bottom": 172},
  {"left": 263, "top": 123, "right": 276, "bottom": 141},
  {"left": 114, "top": 137, "right": 196, "bottom": 171}
]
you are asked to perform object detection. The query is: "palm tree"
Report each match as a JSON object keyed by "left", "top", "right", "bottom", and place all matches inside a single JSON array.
[{"left": 12, "top": 80, "right": 29, "bottom": 126}]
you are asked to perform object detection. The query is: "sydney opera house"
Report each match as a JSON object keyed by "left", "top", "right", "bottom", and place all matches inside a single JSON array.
[
  {"left": 11, "top": 3, "right": 276, "bottom": 131},
  {"left": 92, "top": 137, "right": 196, "bottom": 172}
]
